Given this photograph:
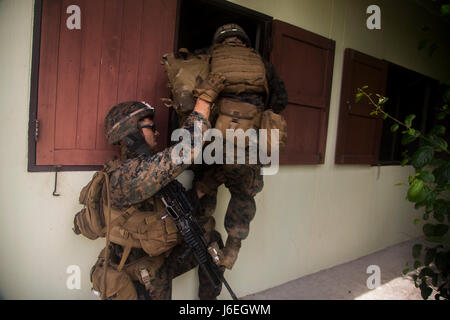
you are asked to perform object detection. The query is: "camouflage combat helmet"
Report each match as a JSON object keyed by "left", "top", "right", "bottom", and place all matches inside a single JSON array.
[
  {"left": 212, "top": 23, "right": 250, "bottom": 46},
  {"left": 104, "top": 101, "right": 154, "bottom": 145}
]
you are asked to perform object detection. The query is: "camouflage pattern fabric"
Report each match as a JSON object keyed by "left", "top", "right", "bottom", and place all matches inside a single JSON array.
[
  {"left": 193, "top": 163, "right": 264, "bottom": 242},
  {"left": 146, "top": 230, "right": 225, "bottom": 300},
  {"left": 109, "top": 111, "right": 210, "bottom": 209},
  {"left": 191, "top": 58, "right": 285, "bottom": 272},
  {"left": 104, "top": 101, "right": 154, "bottom": 145},
  {"left": 106, "top": 110, "right": 225, "bottom": 300}
]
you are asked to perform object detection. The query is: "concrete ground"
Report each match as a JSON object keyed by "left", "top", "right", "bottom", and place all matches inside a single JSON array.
[{"left": 243, "top": 238, "right": 424, "bottom": 300}]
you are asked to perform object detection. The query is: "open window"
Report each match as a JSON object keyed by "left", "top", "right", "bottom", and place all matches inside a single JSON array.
[
  {"left": 175, "top": 0, "right": 272, "bottom": 59},
  {"left": 335, "top": 48, "right": 445, "bottom": 165},
  {"left": 379, "top": 63, "right": 440, "bottom": 164},
  {"left": 169, "top": 0, "right": 273, "bottom": 138}
]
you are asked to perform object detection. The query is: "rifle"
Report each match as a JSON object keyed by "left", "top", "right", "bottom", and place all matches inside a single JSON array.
[{"left": 158, "top": 180, "right": 238, "bottom": 300}]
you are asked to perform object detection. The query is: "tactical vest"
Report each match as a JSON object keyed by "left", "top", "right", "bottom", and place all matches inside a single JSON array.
[{"left": 210, "top": 43, "right": 268, "bottom": 96}]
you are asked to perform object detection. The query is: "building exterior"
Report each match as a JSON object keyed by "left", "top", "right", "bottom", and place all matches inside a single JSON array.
[{"left": 0, "top": 0, "right": 449, "bottom": 299}]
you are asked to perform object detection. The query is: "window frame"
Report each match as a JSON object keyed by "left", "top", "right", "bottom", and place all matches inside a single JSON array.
[{"left": 28, "top": 0, "right": 106, "bottom": 172}]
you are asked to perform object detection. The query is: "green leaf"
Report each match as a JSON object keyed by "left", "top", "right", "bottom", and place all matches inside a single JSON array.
[
  {"left": 361, "top": 85, "right": 369, "bottom": 90},
  {"left": 433, "top": 211, "right": 445, "bottom": 223},
  {"left": 419, "top": 282, "right": 432, "bottom": 300},
  {"left": 434, "top": 200, "right": 447, "bottom": 216},
  {"left": 413, "top": 275, "right": 419, "bottom": 288},
  {"left": 434, "top": 224, "right": 449, "bottom": 237},
  {"left": 405, "top": 114, "right": 416, "bottom": 127},
  {"left": 412, "top": 244, "right": 423, "bottom": 259},
  {"left": 430, "top": 125, "right": 446, "bottom": 136},
  {"left": 414, "top": 260, "right": 422, "bottom": 269},
  {"left": 424, "top": 248, "right": 436, "bottom": 266},
  {"left": 416, "top": 188, "right": 429, "bottom": 203},
  {"left": 401, "top": 133, "right": 418, "bottom": 145},
  {"left": 355, "top": 92, "right": 363, "bottom": 103},
  {"left": 402, "top": 268, "right": 410, "bottom": 275},
  {"left": 417, "top": 170, "right": 435, "bottom": 183},
  {"left": 424, "top": 134, "right": 443, "bottom": 149},
  {"left": 437, "top": 112, "right": 446, "bottom": 120},
  {"left": 441, "top": 4, "right": 450, "bottom": 16},
  {"left": 408, "top": 179, "right": 424, "bottom": 200},
  {"left": 433, "top": 163, "right": 450, "bottom": 186},
  {"left": 401, "top": 157, "right": 409, "bottom": 166},
  {"left": 391, "top": 124, "right": 399, "bottom": 132},
  {"left": 414, "top": 218, "right": 420, "bottom": 225},
  {"left": 439, "top": 138, "right": 448, "bottom": 151},
  {"left": 435, "top": 252, "right": 448, "bottom": 271},
  {"left": 423, "top": 224, "right": 435, "bottom": 237},
  {"left": 419, "top": 267, "right": 435, "bottom": 278},
  {"left": 426, "top": 236, "right": 450, "bottom": 246},
  {"left": 415, "top": 202, "right": 426, "bottom": 209},
  {"left": 378, "top": 97, "right": 389, "bottom": 105},
  {"left": 411, "top": 146, "right": 434, "bottom": 169},
  {"left": 431, "top": 274, "right": 438, "bottom": 287}
]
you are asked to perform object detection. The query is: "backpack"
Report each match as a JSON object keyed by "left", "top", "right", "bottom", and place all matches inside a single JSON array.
[
  {"left": 161, "top": 48, "right": 210, "bottom": 125},
  {"left": 73, "top": 159, "right": 180, "bottom": 298}
]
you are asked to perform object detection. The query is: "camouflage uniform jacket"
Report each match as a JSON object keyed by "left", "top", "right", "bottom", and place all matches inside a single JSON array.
[{"left": 108, "top": 111, "right": 210, "bottom": 209}]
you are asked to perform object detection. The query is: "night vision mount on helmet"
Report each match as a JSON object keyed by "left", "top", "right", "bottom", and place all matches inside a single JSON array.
[{"left": 212, "top": 23, "right": 251, "bottom": 47}]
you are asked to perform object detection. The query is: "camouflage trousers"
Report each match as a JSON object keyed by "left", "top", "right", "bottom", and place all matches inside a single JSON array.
[
  {"left": 137, "top": 228, "right": 224, "bottom": 300},
  {"left": 135, "top": 164, "right": 264, "bottom": 300},
  {"left": 193, "top": 163, "right": 264, "bottom": 240}
]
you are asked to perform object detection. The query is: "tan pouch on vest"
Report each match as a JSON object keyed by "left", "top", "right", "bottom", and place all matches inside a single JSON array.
[
  {"left": 259, "top": 110, "right": 288, "bottom": 156},
  {"left": 92, "top": 246, "right": 165, "bottom": 295},
  {"left": 215, "top": 98, "right": 261, "bottom": 145},
  {"left": 210, "top": 44, "right": 268, "bottom": 96},
  {"left": 90, "top": 256, "right": 137, "bottom": 300},
  {"left": 105, "top": 198, "right": 179, "bottom": 258}
]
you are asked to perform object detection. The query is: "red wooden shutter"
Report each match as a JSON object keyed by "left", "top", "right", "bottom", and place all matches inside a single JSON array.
[
  {"left": 335, "top": 48, "right": 388, "bottom": 164},
  {"left": 270, "top": 20, "right": 335, "bottom": 165},
  {"left": 36, "top": 0, "right": 176, "bottom": 166}
]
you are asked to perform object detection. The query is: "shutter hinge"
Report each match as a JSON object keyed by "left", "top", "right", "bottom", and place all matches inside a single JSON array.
[{"left": 34, "top": 119, "right": 40, "bottom": 141}]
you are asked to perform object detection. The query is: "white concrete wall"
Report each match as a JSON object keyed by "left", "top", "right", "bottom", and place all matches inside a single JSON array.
[{"left": 0, "top": 0, "right": 449, "bottom": 299}]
